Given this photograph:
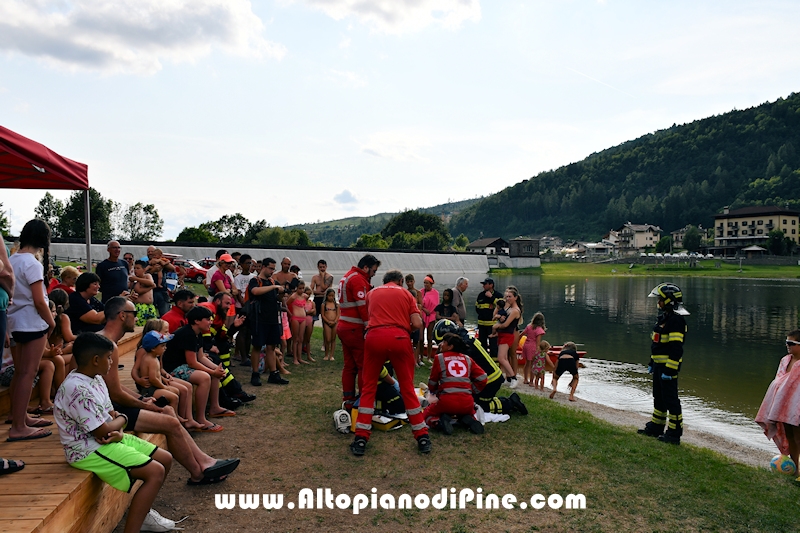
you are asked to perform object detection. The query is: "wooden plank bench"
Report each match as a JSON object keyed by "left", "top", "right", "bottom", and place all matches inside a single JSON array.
[{"left": 0, "top": 329, "right": 166, "bottom": 533}]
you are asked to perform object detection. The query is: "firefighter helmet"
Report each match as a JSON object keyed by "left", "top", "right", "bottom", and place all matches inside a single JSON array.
[
  {"left": 433, "top": 319, "right": 460, "bottom": 342},
  {"left": 648, "top": 283, "right": 689, "bottom": 315}
]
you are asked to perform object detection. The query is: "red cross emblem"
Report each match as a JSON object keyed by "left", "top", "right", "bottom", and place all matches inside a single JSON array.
[{"left": 447, "top": 359, "right": 467, "bottom": 377}]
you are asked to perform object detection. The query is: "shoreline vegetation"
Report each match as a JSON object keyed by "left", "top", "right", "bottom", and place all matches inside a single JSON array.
[{"left": 491, "top": 259, "right": 800, "bottom": 279}]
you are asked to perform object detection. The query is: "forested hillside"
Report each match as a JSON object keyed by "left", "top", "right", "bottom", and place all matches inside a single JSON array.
[{"left": 450, "top": 92, "right": 800, "bottom": 241}]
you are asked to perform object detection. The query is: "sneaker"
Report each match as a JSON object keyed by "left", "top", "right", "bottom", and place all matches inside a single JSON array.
[
  {"left": 508, "top": 378, "right": 519, "bottom": 390},
  {"left": 417, "top": 435, "right": 432, "bottom": 454},
  {"left": 250, "top": 372, "right": 262, "bottom": 387},
  {"left": 266, "top": 372, "right": 289, "bottom": 385},
  {"left": 460, "top": 415, "right": 484, "bottom": 435},
  {"left": 350, "top": 436, "right": 367, "bottom": 456},
  {"left": 140, "top": 508, "right": 176, "bottom": 532},
  {"left": 438, "top": 414, "right": 454, "bottom": 435},
  {"left": 232, "top": 391, "right": 256, "bottom": 403},
  {"left": 509, "top": 393, "right": 528, "bottom": 415}
]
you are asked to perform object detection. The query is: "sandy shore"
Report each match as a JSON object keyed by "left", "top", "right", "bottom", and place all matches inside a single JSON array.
[{"left": 519, "top": 386, "right": 773, "bottom": 469}]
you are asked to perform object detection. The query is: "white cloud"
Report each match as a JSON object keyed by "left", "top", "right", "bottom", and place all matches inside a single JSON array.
[
  {"left": 298, "top": 0, "right": 481, "bottom": 34},
  {"left": 339, "top": 36, "right": 352, "bottom": 48},
  {"left": 328, "top": 69, "right": 367, "bottom": 87},
  {"left": 0, "top": 0, "right": 286, "bottom": 75},
  {"left": 359, "top": 130, "right": 430, "bottom": 162},
  {"left": 334, "top": 190, "right": 358, "bottom": 204}
]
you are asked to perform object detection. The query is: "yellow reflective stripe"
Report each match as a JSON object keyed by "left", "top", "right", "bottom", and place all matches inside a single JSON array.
[
  {"left": 666, "top": 332, "right": 684, "bottom": 342},
  {"left": 653, "top": 409, "right": 667, "bottom": 417},
  {"left": 665, "top": 359, "right": 681, "bottom": 370},
  {"left": 476, "top": 303, "right": 493, "bottom": 309},
  {"left": 477, "top": 319, "right": 495, "bottom": 326},
  {"left": 651, "top": 355, "right": 669, "bottom": 363}
]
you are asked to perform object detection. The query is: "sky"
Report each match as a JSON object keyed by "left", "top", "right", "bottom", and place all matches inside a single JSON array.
[{"left": 1, "top": 0, "right": 799, "bottom": 239}]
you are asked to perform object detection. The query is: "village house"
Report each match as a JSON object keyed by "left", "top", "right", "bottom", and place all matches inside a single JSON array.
[{"left": 713, "top": 206, "right": 800, "bottom": 256}]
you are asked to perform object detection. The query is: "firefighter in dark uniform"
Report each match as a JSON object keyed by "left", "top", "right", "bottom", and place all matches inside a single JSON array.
[
  {"left": 638, "top": 283, "right": 689, "bottom": 445},
  {"left": 475, "top": 278, "right": 502, "bottom": 355},
  {"left": 433, "top": 319, "right": 527, "bottom": 416}
]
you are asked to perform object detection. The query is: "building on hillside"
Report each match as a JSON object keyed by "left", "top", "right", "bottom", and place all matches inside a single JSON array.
[
  {"left": 603, "top": 230, "right": 620, "bottom": 247},
  {"left": 670, "top": 224, "right": 704, "bottom": 250},
  {"left": 539, "top": 235, "right": 563, "bottom": 251},
  {"left": 466, "top": 237, "right": 509, "bottom": 255},
  {"left": 616, "top": 222, "right": 662, "bottom": 255},
  {"left": 484, "top": 237, "right": 540, "bottom": 268},
  {"left": 583, "top": 240, "right": 617, "bottom": 258},
  {"left": 712, "top": 206, "right": 800, "bottom": 257}
]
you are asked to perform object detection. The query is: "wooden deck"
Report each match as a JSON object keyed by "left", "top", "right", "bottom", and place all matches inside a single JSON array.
[{"left": 0, "top": 329, "right": 164, "bottom": 533}]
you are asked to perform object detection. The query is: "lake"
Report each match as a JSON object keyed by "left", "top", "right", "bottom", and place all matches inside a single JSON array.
[{"left": 449, "top": 274, "right": 800, "bottom": 453}]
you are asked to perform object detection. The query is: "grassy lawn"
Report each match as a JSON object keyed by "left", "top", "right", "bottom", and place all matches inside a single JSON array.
[
  {"left": 491, "top": 260, "right": 800, "bottom": 279},
  {"left": 217, "top": 328, "right": 800, "bottom": 533}
]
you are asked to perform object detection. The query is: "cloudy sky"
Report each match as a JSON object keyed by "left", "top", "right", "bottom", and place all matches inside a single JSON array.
[{"left": 1, "top": 0, "right": 799, "bottom": 238}]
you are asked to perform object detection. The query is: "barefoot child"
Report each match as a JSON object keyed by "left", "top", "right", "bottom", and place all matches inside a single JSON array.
[
  {"left": 138, "top": 331, "right": 183, "bottom": 417},
  {"left": 287, "top": 282, "right": 308, "bottom": 365},
  {"left": 550, "top": 341, "right": 579, "bottom": 401},
  {"left": 756, "top": 330, "right": 800, "bottom": 470},
  {"left": 129, "top": 260, "right": 158, "bottom": 327},
  {"left": 55, "top": 333, "right": 172, "bottom": 533},
  {"left": 521, "top": 312, "right": 546, "bottom": 386},
  {"left": 321, "top": 288, "right": 339, "bottom": 361},
  {"left": 303, "top": 287, "right": 316, "bottom": 362},
  {"left": 537, "top": 340, "right": 552, "bottom": 391}
]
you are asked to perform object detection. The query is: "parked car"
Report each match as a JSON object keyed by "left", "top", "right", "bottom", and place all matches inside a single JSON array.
[
  {"left": 174, "top": 259, "right": 208, "bottom": 284},
  {"left": 198, "top": 257, "right": 216, "bottom": 270}
]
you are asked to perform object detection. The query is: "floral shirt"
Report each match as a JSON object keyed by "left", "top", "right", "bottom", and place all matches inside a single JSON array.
[{"left": 54, "top": 371, "right": 114, "bottom": 463}]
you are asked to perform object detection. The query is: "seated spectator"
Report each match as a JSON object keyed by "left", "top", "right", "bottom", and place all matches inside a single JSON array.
[
  {"left": 129, "top": 260, "right": 158, "bottom": 326},
  {"left": 67, "top": 273, "right": 105, "bottom": 334},
  {"left": 54, "top": 332, "right": 173, "bottom": 533},
  {"left": 48, "top": 289, "right": 76, "bottom": 361},
  {"left": 162, "top": 290, "right": 196, "bottom": 333},
  {"left": 51, "top": 265, "right": 79, "bottom": 294}
]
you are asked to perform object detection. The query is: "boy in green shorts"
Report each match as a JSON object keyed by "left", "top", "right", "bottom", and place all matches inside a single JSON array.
[{"left": 54, "top": 333, "right": 173, "bottom": 533}]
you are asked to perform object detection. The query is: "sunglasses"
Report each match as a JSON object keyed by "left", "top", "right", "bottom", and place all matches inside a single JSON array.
[{"left": 786, "top": 340, "right": 800, "bottom": 346}]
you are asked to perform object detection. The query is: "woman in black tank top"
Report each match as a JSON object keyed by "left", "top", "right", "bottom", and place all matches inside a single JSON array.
[{"left": 492, "top": 286, "right": 523, "bottom": 389}]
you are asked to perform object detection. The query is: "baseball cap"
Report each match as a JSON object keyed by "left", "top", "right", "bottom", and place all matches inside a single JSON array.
[
  {"left": 482, "top": 277, "right": 495, "bottom": 285},
  {"left": 142, "top": 331, "right": 174, "bottom": 351},
  {"left": 219, "top": 253, "right": 235, "bottom": 263}
]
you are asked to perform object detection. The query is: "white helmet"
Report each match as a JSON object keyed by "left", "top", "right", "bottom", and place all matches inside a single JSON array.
[{"left": 333, "top": 404, "right": 352, "bottom": 434}]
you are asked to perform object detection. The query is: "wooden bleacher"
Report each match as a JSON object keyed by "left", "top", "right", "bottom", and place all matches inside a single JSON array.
[{"left": 0, "top": 329, "right": 166, "bottom": 533}]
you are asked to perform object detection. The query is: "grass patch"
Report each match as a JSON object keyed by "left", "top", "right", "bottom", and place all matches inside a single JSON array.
[
  {"left": 493, "top": 261, "right": 800, "bottom": 279},
  {"left": 221, "top": 328, "right": 800, "bottom": 532}
]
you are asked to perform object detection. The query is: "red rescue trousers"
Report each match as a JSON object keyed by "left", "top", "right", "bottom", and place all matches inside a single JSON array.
[
  {"left": 355, "top": 326, "right": 428, "bottom": 440},
  {"left": 338, "top": 325, "right": 365, "bottom": 404},
  {"left": 423, "top": 394, "right": 476, "bottom": 426}
]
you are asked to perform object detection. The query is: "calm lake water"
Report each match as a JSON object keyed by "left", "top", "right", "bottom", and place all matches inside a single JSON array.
[{"left": 447, "top": 274, "right": 800, "bottom": 453}]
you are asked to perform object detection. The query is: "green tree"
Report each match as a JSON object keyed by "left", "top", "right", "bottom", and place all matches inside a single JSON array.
[
  {"left": 353, "top": 233, "right": 389, "bottom": 249},
  {"left": 58, "top": 188, "right": 115, "bottom": 241},
  {"left": 682, "top": 226, "right": 702, "bottom": 251},
  {"left": 0, "top": 203, "right": 9, "bottom": 236},
  {"left": 382, "top": 210, "right": 448, "bottom": 238},
  {"left": 34, "top": 193, "right": 64, "bottom": 237},
  {"left": 118, "top": 203, "right": 164, "bottom": 241},
  {"left": 252, "top": 227, "right": 313, "bottom": 247},
  {"left": 767, "top": 229, "right": 788, "bottom": 255},
  {"left": 655, "top": 236, "right": 672, "bottom": 253},
  {"left": 243, "top": 219, "right": 269, "bottom": 244},
  {"left": 176, "top": 226, "right": 217, "bottom": 243},
  {"left": 199, "top": 213, "right": 251, "bottom": 243},
  {"left": 453, "top": 233, "right": 469, "bottom": 250}
]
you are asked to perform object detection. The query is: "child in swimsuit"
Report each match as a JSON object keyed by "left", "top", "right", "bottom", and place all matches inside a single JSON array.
[
  {"left": 303, "top": 287, "right": 316, "bottom": 361},
  {"left": 287, "top": 281, "right": 309, "bottom": 365},
  {"left": 321, "top": 288, "right": 340, "bottom": 361}
]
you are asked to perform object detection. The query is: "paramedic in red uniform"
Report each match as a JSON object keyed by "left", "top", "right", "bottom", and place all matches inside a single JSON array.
[
  {"left": 349, "top": 269, "right": 430, "bottom": 456},
  {"left": 337, "top": 254, "right": 380, "bottom": 409}
]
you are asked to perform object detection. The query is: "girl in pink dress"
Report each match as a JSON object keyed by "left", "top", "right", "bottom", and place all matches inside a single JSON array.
[
  {"left": 521, "top": 312, "right": 547, "bottom": 388},
  {"left": 756, "top": 330, "right": 800, "bottom": 469},
  {"left": 420, "top": 275, "right": 440, "bottom": 362}
]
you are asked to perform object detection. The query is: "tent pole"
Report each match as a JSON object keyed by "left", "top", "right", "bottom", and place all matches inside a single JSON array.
[{"left": 84, "top": 189, "right": 92, "bottom": 271}]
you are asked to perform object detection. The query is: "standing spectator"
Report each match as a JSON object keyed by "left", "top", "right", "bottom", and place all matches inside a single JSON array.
[
  {"left": 67, "top": 273, "right": 106, "bottom": 335},
  {"left": 420, "top": 275, "right": 439, "bottom": 361},
  {"left": 452, "top": 277, "right": 469, "bottom": 324},
  {"left": 209, "top": 254, "right": 236, "bottom": 297},
  {"left": 161, "top": 290, "right": 196, "bottom": 334},
  {"left": 337, "top": 254, "right": 380, "bottom": 410},
  {"left": 405, "top": 274, "right": 424, "bottom": 365},
  {"left": 95, "top": 241, "right": 130, "bottom": 304},
  {"left": 7, "top": 219, "right": 56, "bottom": 441},
  {"left": 475, "top": 277, "right": 501, "bottom": 353},
  {"left": 203, "top": 249, "right": 228, "bottom": 291},
  {"left": 349, "top": 270, "right": 427, "bottom": 456},
  {"left": 274, "top": 257, "right": 298, "bottom": 290},
  {"left": 233, "top": 255, "right": 255, "bottom": 364},
  {"left": 51, "top": 265, "right": 79, "bottom": 294},
  {"left": 247, "top": 258, "right": 289, "bottom": 386},
  {"left": 122, "top": 252, "right": 135, "bottom": 274},
  {"left": 310, "top": 259, "right": 333, "bottom": 321},
  {"left": 129, "top": 260, "right": 158, "bottom": 327}
]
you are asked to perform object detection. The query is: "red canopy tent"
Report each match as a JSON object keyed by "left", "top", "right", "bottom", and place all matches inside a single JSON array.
[{"left": 0, "top": 125, "right": 92, "bottom": 267}]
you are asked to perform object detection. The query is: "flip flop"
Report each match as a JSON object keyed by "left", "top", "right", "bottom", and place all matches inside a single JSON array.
[
  {"left": 188, "top": 474, "right": 227, "bottom": 485},
  {"left": 28, "top": 418, "right": 53, "bottom": 428},
  {"left": 27, "top": 406, "right": 54, "bottom": 415},
  {"left": 202, "top": 458, "right": 240, "bottom": 479},
  {"left": 0, "top": 458, "right": 25, "bottom": 475},
  {"left": 5, "top": 414, "right": 41, "bottom": 424},
  {"left": 209, "top": 410, "right": 235, "bottom": 418},
  {"left": 6, "top": 429, "right": 52, "bottom": 442},
  {"left": 197, "top": 424, "right": 223, "bottom": 433}
]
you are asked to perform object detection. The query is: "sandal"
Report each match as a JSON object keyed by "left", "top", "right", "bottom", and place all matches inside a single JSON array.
[
  {"left": 198, "top": 424, "right": 224, "bottom": 433},
  {"left": 209, "top": 410, "right": 235, "bottom": 418},
  {"left": 0, "top": 458, "right": 25, "bottom": 475},
  {"left": 188, "top": 474, "right": 227, "bottom": 485}
]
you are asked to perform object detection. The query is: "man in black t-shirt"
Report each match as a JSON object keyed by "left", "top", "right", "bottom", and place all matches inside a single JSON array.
[
  {"left": 247, "top": 258, "right": 288, "bottom": 386},
  {"left": 95, "top": 241, "right": 130, "bottom": 304}
]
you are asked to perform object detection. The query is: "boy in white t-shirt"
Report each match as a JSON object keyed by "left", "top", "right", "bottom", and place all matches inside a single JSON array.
[{"left": 54, "top": 333, "right": 172, "bottom": 533}]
